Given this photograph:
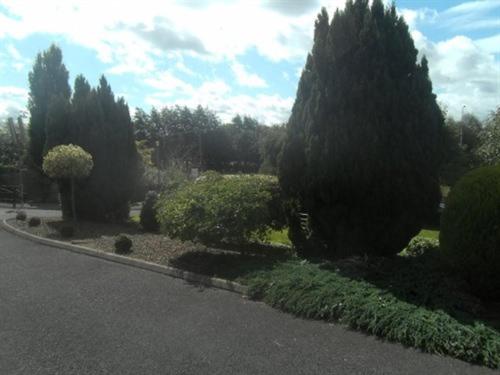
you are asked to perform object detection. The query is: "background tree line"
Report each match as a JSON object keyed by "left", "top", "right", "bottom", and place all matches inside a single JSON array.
[{"left": 133, "top": 106, "right": 286, "bottom": 176}]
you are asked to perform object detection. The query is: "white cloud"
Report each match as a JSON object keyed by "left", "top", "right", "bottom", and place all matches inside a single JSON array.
[
  {"left": 411, "top": 30, "right": 499, "bottom": 119},
  {"left": 231, "top": 62, "right": 267, "bottom": 88},
  {"left": 144, "top": 71, "right": 291, "bottom": 123},
  {"left": 0, "top": 86, "right": 28, "bottom": 117}
]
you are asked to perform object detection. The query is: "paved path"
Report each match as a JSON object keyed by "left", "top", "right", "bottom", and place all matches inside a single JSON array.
[{"left": 0, "top": 208, "right": 496, "bottom": 374}]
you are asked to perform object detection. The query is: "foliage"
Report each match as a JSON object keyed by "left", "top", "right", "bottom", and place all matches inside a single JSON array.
[
  {"left": 42, "top": 144, "right": 93, "bottom": 180},
  {"left": 440, "top": 114, "right": 483, "bottom": 186},
  {"left": 59, "top": 224, "right": 74, "bottom": 238},
  {"left": 279, "top": 1, "right": 444, "bottom": 257},
  {"left": 477, "top": 107, "right": 500, "bottom": 166},
  {"left": 140, "top": 191, "right": 159, "bottom": 232},
  {"left": 28, "top": 217, "right": 41, "bottom": 227},
  {"left": 246, "top": 260, "right": 500, "bottom": 368},
  {"left": 114, "top": 234, "right": 132, "bottom": 254},
  {"left": 16, "top": 211, "right": 27, "bottom": 221},
  {"left": 0, "top": 116, "right": 27, "bottom": 169},
  {"left": 28, "top": 44, "right": 71, "bottom": 168},
  {"left": 440, "top": 164, "right": 500, "bottom": 300},
  {"left": 157, "top": 172, "right": 285, "bottom": 246},
  {"left": 403, "top": 236, "right": 439, "bottom": 257},
  {"left": 65, "top": 75, "right": 141, "bottom": 222},
  {"left": 140, "top": 165, "right": 188, "bottom": 195},
  {"left": 133, "top": 106, "right": 285, "bottom": 174},
  {"left": 259, "top": 125, "right": 286, "bottom": 175}
]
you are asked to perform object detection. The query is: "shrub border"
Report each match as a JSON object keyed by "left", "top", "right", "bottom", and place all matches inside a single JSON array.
[{"left": 1, "top": 218, "right": 247, "bottom": 295}]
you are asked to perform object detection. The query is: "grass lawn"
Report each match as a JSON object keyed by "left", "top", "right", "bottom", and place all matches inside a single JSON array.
[{"left": 417, "top": 228, "right": 440, "bottom": 240}]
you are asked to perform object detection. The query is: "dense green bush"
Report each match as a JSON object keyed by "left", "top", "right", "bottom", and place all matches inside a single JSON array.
[
  {"left": 16, "top": 211, "right": 27, "bottom": 221},
  {"left": 28, "top": 217, "right": 41, "bottom": 227},
  {"left": 59, "top": 224, "right": 74, "bottom": 238},
  {"left": 114, "top": 234, "right": 132, "bottom": 254},
  {"left": 279, "top": 1, "right": 443, "bottom": 258},
  {"left": 440, "top": 164, "right": 500, "bottom": 300},
  {"left": 157, "top": 172, "right": 285, "bottom": 246},
  {"left": 140, "top": 191, "right": 159, "bottom": 232},
  {"left": 404, "top": 237, "right": 439, "bottom": 257}
]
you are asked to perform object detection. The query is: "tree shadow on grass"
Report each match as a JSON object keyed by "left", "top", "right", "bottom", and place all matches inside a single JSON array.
[{"left": 319, "top": 252, "right": 500, "bottom": 332}]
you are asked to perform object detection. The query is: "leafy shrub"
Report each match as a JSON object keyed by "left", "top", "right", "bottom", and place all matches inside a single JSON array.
[
  {"left": 28, "top": 217, "right": 41, "bottom": 227},
  {"left": 140, "top": 191, "right": 159, "bottom": 232},
  {"left": 404, "top": 236, "right": 439, "bottom": 257},
  {"left": 440, "top": 164, "right": 500, "bottom": 300},
  {"left": 59, "top": 224, "right": 75, "bottom": 238},
  {"left": 16, "top": 211, "right": 27, "bottom": 221},
  {"left": 114, "top": 234, "right": 132, "bottom": 254},
  {"left": 156, "top": 172, "right": 285, "bottom": 246}
]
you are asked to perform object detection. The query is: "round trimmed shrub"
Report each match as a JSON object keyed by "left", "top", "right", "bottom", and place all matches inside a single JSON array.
[
  {"left": 156, "top": 172, "right": 285, "bottom": 246},
  {"left": 16, "top": 211, "right": 27, "bottom": 221},
  {"left": 140, "top": 191, "right": 159, "bottom": 232},
  {"left": 405, "top": 237, "right": 439, "bottom": 257},
  {"left": 440, "top": 164, "right": 500, "bottom": 300},
  {"left": 28, "top": 217, "right": 41, "bottom": 227},
  {"left": 114, "top": 234, "right": 132, "bottom": 254},
  {"left": 59, "top": 225, "right": 75, "bottom": 238}
]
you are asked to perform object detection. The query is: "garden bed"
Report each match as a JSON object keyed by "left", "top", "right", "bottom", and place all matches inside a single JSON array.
[{"left": 9, "top": 217, "right": 207, "bottom": 266}]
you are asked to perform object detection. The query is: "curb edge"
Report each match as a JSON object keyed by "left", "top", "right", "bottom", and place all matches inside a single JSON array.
[{"left": 1, "top": 218, "right": 248, "bottom": 295}]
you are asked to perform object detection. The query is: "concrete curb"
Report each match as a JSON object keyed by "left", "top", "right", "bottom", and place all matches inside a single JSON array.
[{"left": 1, "top": 218, "right": 248, "bottom": 295}]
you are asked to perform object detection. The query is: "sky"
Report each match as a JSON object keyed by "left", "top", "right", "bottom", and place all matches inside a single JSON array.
[{"left": 0, "top": 0, "right": 498, "bottom": 124}]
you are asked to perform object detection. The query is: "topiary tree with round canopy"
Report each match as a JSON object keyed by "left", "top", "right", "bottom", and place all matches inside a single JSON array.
[
  {"left": 43, "top": 144, "right": 93, "bottom": 222},
  {"left": 279, "top": 0, "right": 444, "bottom": 258}
]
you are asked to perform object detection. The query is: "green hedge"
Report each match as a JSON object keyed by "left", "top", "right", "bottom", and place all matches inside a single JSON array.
[
  {"left": 440, "top": 164, "right": 500, "bottom": 300},
  {"left": 156, "top": 172, "right": 285, "bottom": 246}
]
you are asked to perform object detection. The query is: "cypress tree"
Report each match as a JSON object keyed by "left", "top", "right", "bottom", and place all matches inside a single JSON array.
[
  {"left": 279, "top": 0, "right": 444, "bottom": 257},
  {"left": 68, "top": 76, "right": 141, "bottom": 221},
  {"left": 28, "top": 44, "right": 71, "bottom": 167}
]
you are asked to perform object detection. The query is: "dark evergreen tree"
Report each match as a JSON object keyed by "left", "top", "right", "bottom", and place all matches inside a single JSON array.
[
  {"left": 28, "top": 44, "right": 71, "bottom": 167},
  {"left": 279, "top": 0, "right": 444, "bottom": 257},
  {"left": 68, "top": 76, "right": 141, "bottom": 221}
]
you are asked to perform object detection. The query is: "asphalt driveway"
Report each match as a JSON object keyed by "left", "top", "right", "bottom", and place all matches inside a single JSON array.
[{"left": 0, "top": 209, "right": 496, "bottom": 374}]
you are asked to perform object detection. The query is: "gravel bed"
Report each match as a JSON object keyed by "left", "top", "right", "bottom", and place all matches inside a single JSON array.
[{"left": 8, "top": 217, "right": 209, "bottom": 266}]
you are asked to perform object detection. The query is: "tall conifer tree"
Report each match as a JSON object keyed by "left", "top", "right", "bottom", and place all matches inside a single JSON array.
[
  {"left": 28, "top": 44, "right": 71, "bottom": 167},
  {"left": 280, "top": 0, "right": 444, "bottom": 257}
]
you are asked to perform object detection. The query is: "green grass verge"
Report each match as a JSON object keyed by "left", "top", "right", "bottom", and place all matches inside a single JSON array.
[
  {"left": 418, "top": 229, "right": 439, "bottom": 240},
  {"left": 264, "top": 228, "right": 292, "bottom": 246},
  {"left": 244, "top": 259, "right": 499, "bottom": 368}
]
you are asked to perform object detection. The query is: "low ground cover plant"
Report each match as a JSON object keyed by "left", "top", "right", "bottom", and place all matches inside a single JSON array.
[
  {"left": 114, "top": 234, "right": 132, "bottom": 254},
  {"left": 246, "top": 259, "right": 500, "bottom": 368},
  {"left": 28, "top": 216, "right": 41, "bottom": 227}
]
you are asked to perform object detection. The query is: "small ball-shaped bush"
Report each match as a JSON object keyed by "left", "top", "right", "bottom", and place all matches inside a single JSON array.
[
  {"left": 28, "top": 217, "right": 41, "bottom": 227},
  {"left": 114, "top": 234, "right": 132, "bottom": 254},
  {"left": 405, "top": 236, "right": 439, "bottom": 257},
  {"left": 140, "top": 191, "right": 159, "bottom": 232},
  {"left": 60, "top": 225, "right": 75, "bottom": 238},
  {"left": 16, "top": 211, "right": 27, "bottom": 221},
  {"left": 440, "top": 164, "right": 500, "bottom": 300}
]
